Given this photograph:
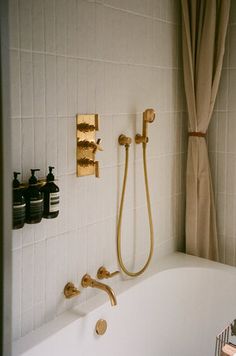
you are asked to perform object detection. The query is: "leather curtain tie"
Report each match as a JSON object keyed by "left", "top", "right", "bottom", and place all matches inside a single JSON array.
[{"left": 188, "top": 132, "right": 206, "bottom": 138}]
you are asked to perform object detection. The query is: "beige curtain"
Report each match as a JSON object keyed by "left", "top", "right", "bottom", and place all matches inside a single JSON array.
[{"left": 181, "top": 0, "right": 231, "bottom": 260}]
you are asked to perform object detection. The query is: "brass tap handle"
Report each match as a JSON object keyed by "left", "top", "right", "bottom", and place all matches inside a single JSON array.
[
  {"left": 64, "top": 282, "right": 81, "bottom": 299},
  {"left": 77, "top": 139, "right": 103, "bottom": 152},
  {"left": 93, "top": 138, "right": 103, "bottom": 153},
  {"left": 97, "top": 266, "right": 120, "bottom": 280}
]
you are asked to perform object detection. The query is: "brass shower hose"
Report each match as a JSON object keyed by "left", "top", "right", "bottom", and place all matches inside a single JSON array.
[{"left": 117, "top": 140, "right": 154, "bottom": 277}]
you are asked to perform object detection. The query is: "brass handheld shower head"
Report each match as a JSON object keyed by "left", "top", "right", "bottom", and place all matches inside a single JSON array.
[
  {"left": 135, "top": 108, "right": 156, "bottom": 144},
  {"left": 143, "top": 108, "right": 155, "bottom": 123}
]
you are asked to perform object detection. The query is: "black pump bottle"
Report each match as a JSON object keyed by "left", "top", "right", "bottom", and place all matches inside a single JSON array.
[
  {"left": 12, "top": 172, "right": 26, "bottom": 229},
  {"left": 25, "top": 169, "right": 43, "bottom": 224},
  {"left": 40, "top": 166, "right": 59, "bottom": 219}
]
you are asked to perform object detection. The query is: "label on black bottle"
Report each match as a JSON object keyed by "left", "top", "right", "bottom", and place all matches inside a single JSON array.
[
  {"left": 49, "top": 192, "right": 59, "bottom": 213},
  {"left": 13, "top": 203, "right": 26, "bottom": 222},
  {"left": 30, "top": 198, "right": 43, "bottom": 217}
]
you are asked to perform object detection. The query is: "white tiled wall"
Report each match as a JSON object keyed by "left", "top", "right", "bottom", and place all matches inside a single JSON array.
[
  {"left": 9, "top": 0, "right": 186, "bottom": 340},
  {"left": 208, "top": 2, "right": 236, "bottom": 267}
]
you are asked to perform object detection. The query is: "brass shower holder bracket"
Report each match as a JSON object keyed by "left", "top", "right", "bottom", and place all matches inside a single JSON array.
[{"left": 76, "top": 114, "right": 102, "bottom": 178}]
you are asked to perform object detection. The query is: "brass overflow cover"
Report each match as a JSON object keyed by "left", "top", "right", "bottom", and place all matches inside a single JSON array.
[{"left": 95, "top": 319, "right": 107, "bottom": 336}]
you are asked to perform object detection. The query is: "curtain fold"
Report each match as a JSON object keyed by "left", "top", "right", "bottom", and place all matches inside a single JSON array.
[{"left": 181, "top": 0, "right": 231, "bottom": 260}]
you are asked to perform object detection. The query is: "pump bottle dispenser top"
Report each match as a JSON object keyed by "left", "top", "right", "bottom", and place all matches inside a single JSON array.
[
  {"left": 25, "top": 169, "right": 44, "bottom": 224},
  {"left": 40, "top": 166, "right": 60, "bottom": 219},
  {"left": 12, "top": 172, "right": 26, "bottom": 229}
]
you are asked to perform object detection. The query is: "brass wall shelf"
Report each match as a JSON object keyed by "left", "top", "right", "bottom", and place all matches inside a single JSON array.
[{"left": 76, "top": 114, "right": 102, "bottom": 178}]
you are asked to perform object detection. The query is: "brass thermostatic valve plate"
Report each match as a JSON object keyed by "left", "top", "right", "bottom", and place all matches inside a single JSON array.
[
  {"left": 76, "top": 114, "right": 102, "bottom": 177},
  {"left": 95, "top": 319, "right": 107, "bottom": 335}
]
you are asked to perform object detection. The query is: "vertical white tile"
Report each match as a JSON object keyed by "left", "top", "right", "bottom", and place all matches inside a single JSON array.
[
  {"left": 55, "top": 0, "right": 67, "bottom": 55},
  {"left": 217, "top": 112, "right": 227, "bottom": 153},
  {"left": 77, "top": 0, "right": 96, "bottom": 59},
  {"left": 229, "top": 69, "right": 236, "bottom": 111},
  {"left": 67, "top": 117, "right": 76, "bottom": 174},
  {"left": 33, "top": 53, "right": 45, "bottom": 118},
  {"left": 225, "top": 238, "right": 235, "bottom": 266},
  {"left": 34, "top": 241, "right": 46, "bottom": 305},
  {"left": 95, "top": 61, "right": 105, "bottom": 114},
  {"left": 9, "top": 0, "right": 20, "bottom": 48},
  {"left": 56, "top": 176, "right": 67, "bottom": 235},
  {"left": 45, "top": 237, "right": 57, "bottom": 322},
  {"left": 20, "top": 52, "right": 33, "bottom": 117},
  {"left": 217, "top": 152, "right": 226, "bottom": 193},
  {"left": 67, "top": 58, "right": 77, "bottom": 117},
  {"left": 77, "top": 59, "right": 87, "bottom": 113},
  {"left": 87, "top": 61, "right": 96, "bottom": 112},
  {"left": 76, "top": 176, "right": 87, "bottom": 229},
  {"left": 32, "top": 0, "right": 44, "bottom": 51},
  {"left": 44, "top": 0, "right": 56, "bottom": 53},
  {"left": 22, "top": 119, "right": 34, "bottom": 180},
  {"left": 33, "top": 303, "right": 45, "bottom": 330},
  {"left": 46, "top": 117, "right": 58, "bottom": 170},
  {"left": 225, "top": 195, "right": 235, "bottom": 239},
  {"left": 12, "top": 249, "right": 22, "bottom": 340},
  {"left": 12, "top": 229, "right": 22, "bottom": 250},
  {"left": 229, "top": 25, "right": 236, "bottom": 67},
  {"left": 57, "top": 117, "right": 68, "bottom": 176},
  {"left": 216, "top": 69, "right": 228, "bottom": 111},
  {"left": 227, "top": 112, "right": 236, "bottom": 153},
  {"left": 66, "top": 175, "right": 77, "bottom": 231},
  {"left": 34, "top": 118, "right": 46, "bottom": 175},
  {"left": 216, "top": 194, "right": 226, "bottom": 236},
  {"left": 67, "top": 0, "right": 77, "bottom": 57},
  {"left": 55, "top": 233, "right": 68, "bottom": 316},
  {"left": 19, "top": 0, "right": 32, "bottom": 50},
  {"left": 56, "top": 56, "right": 67, "bottom": 117},
  {"left": 34, "top": 220, "right": 46, "bottom": 242},
  {"left": 45, "top": 55, "right": 57, "bottom": 117},
  {"left": 11, "top": 119, "right": 22, "bottom": 171},
  {"left": 87, "top": 222, "right": 104, "bottom": 275},
  {"left": 22, "top": 224, "right": 34, "bottom": 246},
  {"left": 226, "top": 154, "right": 236, "bottom": 195},
  {"left": 21, "top": 309, "right": 33, "bottom": 337},
  {"left": 21, "top": 245, "right": 34, "bottom": 313},
  {"left": 9, "top": 49, "right": 21, "bottom": 118}
]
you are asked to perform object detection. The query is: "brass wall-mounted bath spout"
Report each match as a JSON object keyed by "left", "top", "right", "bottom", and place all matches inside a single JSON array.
[
  {"left": 135, "top": 108, "right": 156, "bottom": 144},
  {"left": 81, "top": 274, "right": 117, "bottom": 306}
]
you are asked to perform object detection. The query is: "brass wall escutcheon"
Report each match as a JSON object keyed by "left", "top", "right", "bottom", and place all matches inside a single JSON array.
[
  {"left": 76, "top": 114, "right": 102, "bottom": 177},
  {"left": 97, "top": 266, "right": 120, "bottom": 280},
  {"left": 95, "top": 319, "right": 107, "bottom": 335},
  {"left": 64, "top": 282, "right": 81, "bottom": 299}
]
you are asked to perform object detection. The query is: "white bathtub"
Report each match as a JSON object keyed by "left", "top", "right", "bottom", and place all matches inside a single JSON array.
[{"left": 13, "top": 253, "right": 236, "bottom": 356}]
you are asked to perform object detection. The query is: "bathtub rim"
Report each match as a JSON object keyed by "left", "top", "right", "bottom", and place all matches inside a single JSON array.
[{"left": 12, "top": 252, "right": 236, "bottom": 356}]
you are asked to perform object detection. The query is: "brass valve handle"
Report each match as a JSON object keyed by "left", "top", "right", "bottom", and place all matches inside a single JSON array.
[
  {"left": 77, "top": 139, "right": 103, "bottom": 153},
  {"left": 64, "top": 282, "right": 81, "bottom": 299},
  {"left": 97, "top": 266, "right": 120, "bottom": 280},
  {"left": 77, "top": 158, "right": 95, "bottom": 167},
  {"left": 77, "top": 123, "right": 96, "bottom": 132}
]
